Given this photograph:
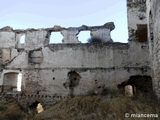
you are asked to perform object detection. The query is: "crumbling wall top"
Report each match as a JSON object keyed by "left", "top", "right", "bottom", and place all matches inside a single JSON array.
[
  {"left": 127, "top": 0, "right": 146, "bottom": 5},
  {"left": 0, "top": 22, "right": 115, "bottom": 50},
  {"left": 0, "top": 22, "right": 115, "bottom": 32}
]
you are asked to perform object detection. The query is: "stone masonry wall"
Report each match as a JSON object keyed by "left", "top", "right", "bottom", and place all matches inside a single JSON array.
[
  {"left": 127, "top": 0, "right": 147, "bottom": 42},
  {"left": 0, "top": 22, "right": 151, "bottom": 108},
  {"left": 146, "top": 0, "right": 160, "bottom": 97},
  {"left": 127, "top": 0, "right": 160, "bottom": 98}
]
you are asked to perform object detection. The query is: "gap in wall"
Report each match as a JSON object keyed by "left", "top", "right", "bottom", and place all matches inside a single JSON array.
[
  {"left": 78, "top": 31, "right": 91, "bottom": 43},
  {"left": 49, "top": 32, "right": 63, "bottom": 43},
  {"left": 136, "top": 24, "right": 148, "bottom": 42},
  {"left": 3, "top": 72, "right": 22, "bottom": 92},
  {"left": 20, "top": 35, "right": 25, "bottom": 44},
  {"left": 37, "top": 103, "right": 44, "bottom": 113},
  {"left": 125, "top": 85, "right": 134, "bottom": 96},
  {"left": 17, "top": 73, "right": 22, "bottom": 91}
]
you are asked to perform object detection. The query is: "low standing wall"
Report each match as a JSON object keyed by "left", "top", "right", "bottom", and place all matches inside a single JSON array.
[{"left": 0, "top": 22, "right": 151, "bottom": 108}]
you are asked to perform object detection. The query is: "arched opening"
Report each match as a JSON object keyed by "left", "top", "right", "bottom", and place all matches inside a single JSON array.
[
  {"left": 36, "top": 103, "right": 44, "bottom": 113},
  {"left": 3, "top": 72, "right": 22, "bottom": 92},
  {"left": 128, "top": 75, "right": 152, "bottom": 95},
  {"left": 64, "top": 71, "right": 81, "bottom": 97},
  {"left": 125, "top": 85, "right": 136, "bottom": 96},
  {"left": 118, "top": 75, "right": 152, "bottom": 96},
  {"left": 29, "top": 101, "right": 44, "bottom": 114},
  {"left": 68, "top": 71, "right": 81, "bottom": 89}
]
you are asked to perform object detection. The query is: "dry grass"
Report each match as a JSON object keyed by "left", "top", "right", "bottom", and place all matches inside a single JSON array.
[
  {"left": 33, "top": 90, "right": 160, "bottom": 120},
  {"left": 0, "top": 89, "right": 159, "bottom": 120},
  {"left": 0, "top": 99, "right": 32, "bottom": 120},
  {"left": 0, "top": 102, "right": 21, "bottom": 119}
]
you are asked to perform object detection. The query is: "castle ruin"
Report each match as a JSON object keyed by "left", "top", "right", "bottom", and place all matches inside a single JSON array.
[{"left": 0, "top": 0, "right": 159, "bottom": 110}]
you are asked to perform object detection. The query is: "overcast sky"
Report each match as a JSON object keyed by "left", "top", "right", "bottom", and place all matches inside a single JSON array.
[{"left": 0, "top": 0, "right": 128, "bottom": 43}]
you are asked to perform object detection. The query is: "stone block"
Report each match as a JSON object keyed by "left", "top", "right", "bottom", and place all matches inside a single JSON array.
[
  {"left": 25, "top": 30, "right": 48, "bottom": 50},
  {"left": 61, "top": 29, "right": 80, "bottom": 43},
  {"left": 90, "top": 28, "right": 113, "bottom": 43},
  {"left": 30, "top": 51, "right": 43, "bottom": 58},
  {"left": 2, "top": 49, "right": 11, "bottom": 63},
  {"left": 0, "top": 32, "right": 16, "bottom": 48},
  {"left": 7, "top": 51, "right": 28, "bottom": 68},
  {"left": 11, "top": 49, "right": 18, "bottom": 60},
  {"left": 31, "top": 58, "right": 42, "bottom": 64}
]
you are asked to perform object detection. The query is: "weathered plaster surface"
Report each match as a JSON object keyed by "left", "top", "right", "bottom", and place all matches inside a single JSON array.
[
  {"left": 25, "top": 30, "right": 48, "bottom": 50},
  {"left": 0, "top": 32, "right": 16, "bottom": 48},
  {"left": 90, "top": 28, "right": 113, "bottom": 43},
  {"left": 61, "top": 29, "right": 80, "bottom": 43},
  {"left": 126, "top": 0, "right": 160, "bottom": 98},
  {"left": 127, "top": 0, "right": 147, "bottom": 41},
  {"left": 146, "top": 0, "right": 160, "bottom": 97},
  {"left": 0, "top": 19, "right": 155, "bottom": 108}
]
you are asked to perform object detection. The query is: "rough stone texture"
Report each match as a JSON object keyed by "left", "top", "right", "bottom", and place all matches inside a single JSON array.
[
  {"left": 61, "top": 29, "right": 80, "bottom": 43},
  {"left": 7, "top": 51, "right": 28, "bottom": 68},
  {"left": 3, "top": 73, "right": 18, "bottom": 92},
  {"left": 126, "top": 0, "right": 160, "bottom": 98},
  {"left": 40, "top": 43, "right": 149, "bottom": 68},
  {"left": 103, "top": 22, "right": 115, "bottom": 31},
  {"left": 0, "top": 26, "right": 13, "bottom": 32},
  {"left": 0, "top": 17, "right": 158, "bottom": 109},
  {"left": 2, "top": 49, "right": 10, "bottom": 64},
  {"left": 29, "top": 51, "right": 43, "bottom": 64},
  {"left": 25, "top": 30, "right": 48, "bottom": 50},
  {"left": 30, "top": 51, "right": 42, "bottom": 58},
  {"left": 127, "top": 0, "right": 147, "bottom": 41},
  {"left": 146, "top": 0, "right": 160, "bottom": 97},
  {"left": 90, "top": 28, "right": 113, "bottom": 43},
  {"left": 0, "top": 23, "right": 118, "bottom": 108},
  {"left": 118, "top": 75, "right": 153, "bottom": 95},
  {"left": 0, "top": 41, "right": 151, "bottom": 108},
  {"left": 128, "top": 41, "right": 149, "bottom": 67},
  {"left": 11, "top": 49, "right": 18, "bottom": 60},
  {"left": 0, "top": 70, "right": 20, "bottom": 85},
  {"left": 0, "top": 32, "right": 16, "bottom": 48}
]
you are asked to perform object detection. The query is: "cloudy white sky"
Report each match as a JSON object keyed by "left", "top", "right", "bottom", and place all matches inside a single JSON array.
[{"left": 0, "top": 0, "right": 128, "bottom": 43}]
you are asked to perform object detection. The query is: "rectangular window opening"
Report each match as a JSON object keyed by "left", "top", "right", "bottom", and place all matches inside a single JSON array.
[
  {"left": 77, "top": 31, "right": 91, "bottom": 43},
  {"left": 49, "top": 32, "right": 63, "bottom": 44},
  {"left": 136, "top": 24, "right": 148, "bottom": 43},
  {"left": 20, "top": 34, "right": 25, "bottom": 44}
]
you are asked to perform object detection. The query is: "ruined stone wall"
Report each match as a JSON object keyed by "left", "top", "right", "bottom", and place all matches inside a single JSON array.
[
  {"left": 127, "top": 0, "right": 147, "bottom": 42},
  {"left": 0, "top": 22, "right": 151, "bottom": 108},
  {"left": 146, "top": 0, "right": 160, "bottom": 97},
  {"left": 127, "top": 0, "right": 160, "bottom": 98}
]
